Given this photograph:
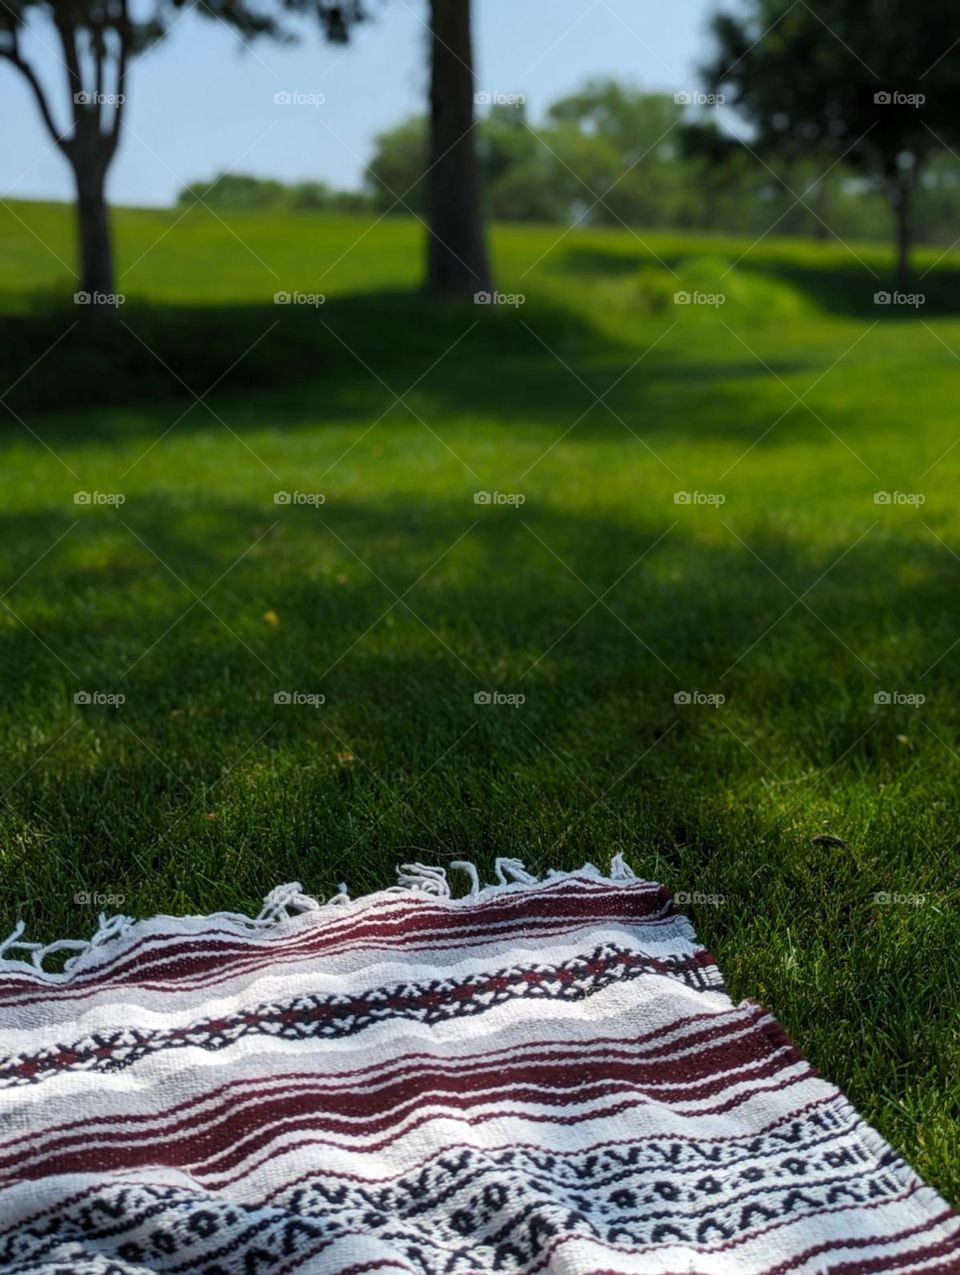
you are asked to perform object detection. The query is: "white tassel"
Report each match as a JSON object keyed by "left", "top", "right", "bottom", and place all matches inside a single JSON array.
[
  {"left": 0, "top": 920, "right": 28, "bottom": 960},
  {"left": 89, "top": 911, "right": 135, "bottom": 947},
  {"left": 256, "top": 882, "right": 321, "bottom": 924},
  {"left": 396, "top": 863, "right": 451, "bottom": 897},
  {"left": 450, "top": 860, "right": 481, "bottom": 897},
  {"left": 0, "top": 857, "right": 650, "bottom": 980},
  {"left": 27, "top": 939, "right": 90, "bottom": 972},
  {"left": 62, "top": 912, "right": 135, "bottom": 973},
  {"left": 0, "top": 911, "right": 135, "bottom": 975},
  {"left": 210, "top": 882, "right": 319, "bottom": 931},
  {"left": 610, "top": 853, "right": 637, "bottom": 880},
  {"left": 494, "top": 858, "right": 539, "bottom": 886}
]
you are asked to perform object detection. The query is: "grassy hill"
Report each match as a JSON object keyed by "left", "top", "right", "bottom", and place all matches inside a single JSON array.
[{"left": 1, "top": 200, "right": 959, "bottom": 1198}]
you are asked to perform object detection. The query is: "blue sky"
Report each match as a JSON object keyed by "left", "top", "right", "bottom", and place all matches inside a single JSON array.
[{"left": 2, "top": 0, "right": 719, "bottom": 207}]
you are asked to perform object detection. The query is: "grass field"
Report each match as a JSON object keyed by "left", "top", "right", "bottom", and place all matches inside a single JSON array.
[{"left": 1, "top": 199, "right": 959, "bottom": 1200}]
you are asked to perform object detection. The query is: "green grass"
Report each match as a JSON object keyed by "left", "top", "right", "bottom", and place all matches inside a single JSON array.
[{"left": 1, "top": 199, "right": 960, "bottom": 1200}]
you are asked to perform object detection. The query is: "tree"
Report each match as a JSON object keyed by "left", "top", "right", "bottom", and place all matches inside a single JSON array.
[
  {"left": 178, "top": 171, "right": 372, "bottom": 213},
  {"left": 0, "top": 0, "right": 361, "bottom": 307},
  {"left": 2, "top": 0, "right": 142, "bottom": 304},
  {"left": 477, "top": 103, "right": 566, "bottom": 223},
  {"left": 179, "top": 172, "right": 291, "bottom": 212},
  {"left": 314, "top": 0, "right": 492, "bottom": 293},
  {"left": 366, "top": 106, "right": 564, "bottom": 224},
  {"left": 546, "top": 81, "right": 692, "bottom": 229},
  {"left": 703, "top": 0, "right": 960, "bottom": 289},
  {"left": 367, "top": 116, "right": 430, "bottom": 216},
  {"left": 425, "top": 0, "right": 491, "bottom": 295}
]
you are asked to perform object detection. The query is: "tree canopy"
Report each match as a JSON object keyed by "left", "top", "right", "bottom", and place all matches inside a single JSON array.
[{"left": 703, "top": 0, "right": 960, "bottom": 285}]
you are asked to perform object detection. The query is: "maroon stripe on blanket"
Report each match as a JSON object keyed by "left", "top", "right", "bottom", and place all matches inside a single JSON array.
[
  {"left": 0, "top": 882, "right": 677, "bottom": 1004},
  {"left": 0, "top": 1007, "right": 765, "bottom": 1165},
  {"left": 13, "top": 1044, "right": 804, "bottom": 1181}
]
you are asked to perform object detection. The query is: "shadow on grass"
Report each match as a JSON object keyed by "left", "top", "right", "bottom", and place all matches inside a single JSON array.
[
  {"left": 2, "top": 490, "right": 959, "bottom": 849},
  {"left": 0, "top": 289, "right": 626, "bottom": 416},
  {"left": 0, "top": 285, "right": 850, "bottom": 454},
  {"left": 557, "top": 243, "right": 960, "bottom": 317}
]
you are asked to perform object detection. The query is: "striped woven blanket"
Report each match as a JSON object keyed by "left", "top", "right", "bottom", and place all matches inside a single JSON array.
[{"left": 0, "top": 859, "right": 956, "bottom": 1274}]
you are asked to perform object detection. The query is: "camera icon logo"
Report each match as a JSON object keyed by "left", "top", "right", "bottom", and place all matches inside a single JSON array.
[
  {"left": 473, "top": 291, "right": 492, "bottom": 305},
  {"left": 673, "top": 491, "right": 691, "bottom": 505},
  {"left": 74, "top": 691, "right": 91, "bottom": 704},
  {"left": 874, "top": 491, "right": 891, "bottom": 504},
  {"left": 874, "top": 291, "right": 891, "bottom": 304},
  {"left": 674, "top": 691, "right": 691, "bottom": 704},
  {"left": 274, "top": 91, "right": 292, "bottom": 105},
  {"left": 474, "top": 491, "right": 491, "bottom": 504},
  {"left": 274, "top": 291, "right": 291, "bottom": 304},
  {"left": 674, "top": 92, "right": 692, "bottom": 105},
  {"left": 474, "top": 91, "right": 491, "bottom": 105},
  {"left": 73, "top": 491, "right": 91, "bottom": 504},
  {"left": 274, "top": 691, "right": 292, "bottom": 704},
  {"left": 874, "top": 91, "right": 891, "bottom": 104},
  {"left": 274, "top": 491, "right": 291, "bottom": 504},
  {"left": 874, "top": 691, "right": 891, "bottom": 704},
  {"left": 474, "top": 691, "right": 492, "bottom": 705},
  {"left": 674, "top": 291, "right": 691, "bottom": 305}
]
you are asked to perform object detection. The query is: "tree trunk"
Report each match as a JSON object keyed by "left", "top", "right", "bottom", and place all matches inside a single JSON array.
[
  {"left": 426, "top": 0, "right": 492, "bottom": 297},
  {"left": 72, "top": 159, "right": 115, "bottom": 304}
]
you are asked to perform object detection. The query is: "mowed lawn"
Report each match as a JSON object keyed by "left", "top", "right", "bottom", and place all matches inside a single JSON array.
[{"left": 1, "top": 200, "right": 960, "bottom": 1198}]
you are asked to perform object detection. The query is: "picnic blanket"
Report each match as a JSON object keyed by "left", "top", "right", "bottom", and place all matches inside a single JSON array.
[{"left": 0, "top": 858, "right": 956, "bottom": 1274}]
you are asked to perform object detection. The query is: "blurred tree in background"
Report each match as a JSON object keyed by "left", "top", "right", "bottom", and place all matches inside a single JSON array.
[
  {"left": 359, "top": 78, "right": 952, "bottom": 247},
  {"left": 703, "top": 0, "right": 960, "bottom": 287},
  {"left": 0, "top": 0, "right": 364, "bottom": 306},
  {"left": 178, "top": 173, "right": 369, "bottom": 214}
]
